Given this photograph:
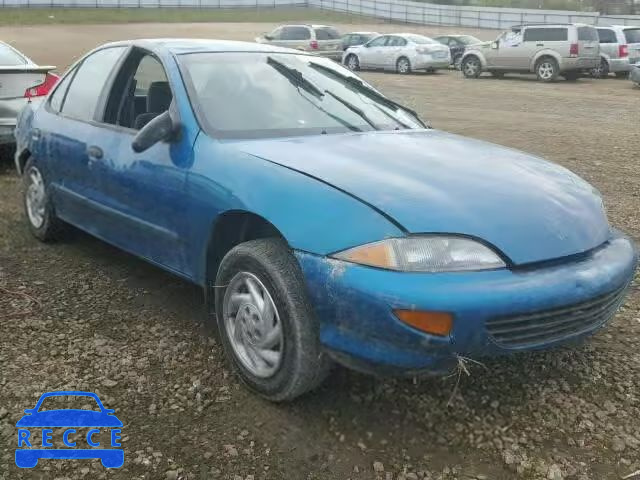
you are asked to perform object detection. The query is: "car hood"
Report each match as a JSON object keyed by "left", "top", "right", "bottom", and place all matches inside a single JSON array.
[
  {"left": 16, "top": 410, "right": 123, "bottom": 427},
  {"left": 235, "top": 130, "right": 610, "bottom": 265}
]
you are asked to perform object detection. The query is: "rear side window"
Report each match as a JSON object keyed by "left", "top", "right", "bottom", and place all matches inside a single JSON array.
[
  {"left": 578, "top": 27, "right": 598, "bottom": 41},
  {"left": 281, "top": 27, "right": 311, "bottom": 41},
  {"left": 314, "top": 27, "right": 340, "bottom": 40},
  {"left": 625, "top": 29, "right": 640, "bottom": 44},
  {"left": 0, "top": 43, "right": 26, "bottom": 66},
  {"left": 597, "top": 29, "right": 617, "bottom": 44},
  {"left": 61, "top": 47, "right": 126, "bottom": 122},
  {"left": 48, "top": 68, "right": 76, "bottom": 113},
  {"left": 523, "top": 28, "right": 568, "bottom": 42}
]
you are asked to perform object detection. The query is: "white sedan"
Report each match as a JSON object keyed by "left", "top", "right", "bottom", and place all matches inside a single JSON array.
[
  {"left": 1, "top": 41, "right": 57, "bottom": 151},
  {"left": 342, "top": 33, "right": 451, "bottom": 74}
]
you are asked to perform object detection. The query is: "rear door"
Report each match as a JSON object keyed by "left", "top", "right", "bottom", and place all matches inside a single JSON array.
[
  {"left": 42, "top": 46, "right": 128, "bottom": 229},
  {"left": 576, "top": 26, "right": 599, "bottom": 62},
  {"left": 385, "top": 36, "right": 408, "bottom": 69},
  {"left": 624, "top": 28, "right": 640, "bottom": 65}
]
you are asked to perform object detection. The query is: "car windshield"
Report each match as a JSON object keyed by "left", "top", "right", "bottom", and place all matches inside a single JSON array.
[
  {"left": 0, "top": 43, "right": 27, "bottom": 66},
  {"left": 179, "top": 52, "right": 424, "bottom": 139},
  {"left": 457, "top": 35, "right": 481, "bottom": 45},
  {"left": 38, "top": 395, "right": 101, "bottom": 412},
  {"left": 625, "top": 28, "right": 640, "bottom": 43},
  {"left": 404, "top": 34, "right": 438, "bottom": 44}
]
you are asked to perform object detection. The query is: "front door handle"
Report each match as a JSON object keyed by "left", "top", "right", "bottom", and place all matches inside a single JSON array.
[
  {"left": 536, "top": 43, "right": 544, "bottom": 46},
  {"left": 87, "top": 145, "right": 103, "bottom": 160}
]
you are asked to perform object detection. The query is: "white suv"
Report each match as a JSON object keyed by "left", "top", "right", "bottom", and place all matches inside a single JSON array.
[
  {"left": 461, "top": 24, "right": 600, "bottom": 82},
  {"left": 593, "top": 26, "right": 640, "bottom": 78}
]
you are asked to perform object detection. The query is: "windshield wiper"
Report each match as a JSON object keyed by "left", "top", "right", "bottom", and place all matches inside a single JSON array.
[
  {"left": 308, "top": 62, "right": 427, "bottom": 128},
  {"left": 325, "top": 90, "right": 379, "bottom": 131},
  {"left": 267, "top": 56, "right": 324, "bottom": 99}
]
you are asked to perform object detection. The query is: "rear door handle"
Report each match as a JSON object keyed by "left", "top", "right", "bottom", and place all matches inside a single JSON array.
[
  {"left": 536, "top": 43, "right": 544, "bottom": 46},
  {"left": 87, "top": 145, "right": 103, "bottom": 160}
]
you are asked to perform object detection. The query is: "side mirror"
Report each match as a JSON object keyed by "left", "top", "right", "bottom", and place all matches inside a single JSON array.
[
  {"left": 491, "top": 41, "right": 499, "bottom": 49},
  {"left": 131, "top": 110, "right": 180, "bottom": 153},
  {"left": 264, "top": 34, "right": 273, "bottom": 41}
]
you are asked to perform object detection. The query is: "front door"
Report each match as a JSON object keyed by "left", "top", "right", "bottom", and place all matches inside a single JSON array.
[{"left": 93, "top": 49, "right": 192, "bottom": 276}]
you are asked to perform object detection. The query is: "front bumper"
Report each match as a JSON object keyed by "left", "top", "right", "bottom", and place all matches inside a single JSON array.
[{"left": 295, "top": 231, "right": 637, "bottom": 375}]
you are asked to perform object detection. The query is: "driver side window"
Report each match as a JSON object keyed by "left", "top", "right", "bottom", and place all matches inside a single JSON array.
[
  {"left": 368, "top": 36, "right": 388, "bottom": 47},
  {"left": 103, "top": 50, "right": 172, "bottom": 131}
]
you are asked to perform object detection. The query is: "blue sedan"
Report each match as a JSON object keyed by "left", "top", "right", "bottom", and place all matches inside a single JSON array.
[{"left": 14, "top": 39, "right": 637, "bottom": 401}]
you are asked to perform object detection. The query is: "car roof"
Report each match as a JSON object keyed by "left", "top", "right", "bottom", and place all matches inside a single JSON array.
[
  {"left": 347, "top": 31, "right": 378, "bottom": 35},
  {"left": 100, "top": 38, "right": 312, "bottom": 56}
]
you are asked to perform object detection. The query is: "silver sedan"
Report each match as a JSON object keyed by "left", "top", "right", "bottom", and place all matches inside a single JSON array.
[
  {"left": 342, "top": 33, "right": 451, "bottom": 74},
  {"left": 1, "top": 41, "right": 57, "bottom": 150}
]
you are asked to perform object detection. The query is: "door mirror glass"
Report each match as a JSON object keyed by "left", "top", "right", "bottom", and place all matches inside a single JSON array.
[{"left": 131, "top": 110, "right": 178, "bottom": 153}]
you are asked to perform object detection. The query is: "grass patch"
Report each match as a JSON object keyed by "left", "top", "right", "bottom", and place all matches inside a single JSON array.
[{"left": 0, "top": 6, "right": 374, "bottom": 26}]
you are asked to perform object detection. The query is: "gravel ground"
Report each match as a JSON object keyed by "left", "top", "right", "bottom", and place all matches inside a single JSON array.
[{"left": 1, "top": 21, "right": 639, "bottom": 480}]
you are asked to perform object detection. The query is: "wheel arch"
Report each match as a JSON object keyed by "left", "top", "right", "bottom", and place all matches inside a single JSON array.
[
  {"left": 461, "top": 50, "right": 487, "bottom": 69},
  {"left": 205, "top": 210, "right": 286, "bottom": 288},
  {"left": 530, "top": 51, "right": 561, "bottom": 72}
]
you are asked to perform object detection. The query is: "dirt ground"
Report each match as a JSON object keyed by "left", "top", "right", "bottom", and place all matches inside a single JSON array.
[{"left": 1, "top": 20, "right": 640, "bottom": 480}]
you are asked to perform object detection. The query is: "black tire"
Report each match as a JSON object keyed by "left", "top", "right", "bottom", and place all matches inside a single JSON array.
[
  {"left": 615, "top": 71, "right": 629, "bottom": 79},
  {"left": 214, "top": 238, "right": 331, "bottom": 401},
  {"left": 562, "top": 71, "right": 580, "bottom": 81},
  {"left": 452, "top": 54, "right": 463, "bottom": 70},
  {"left": 489, "top": 70, "right": 505, "bottom": 78},
  {"left": 22, "top": 158, "right": 65, "bottom": 242},
  {"left": 461, "top": 55, "right": 482, "bottom": 78},
  {"left": 396, "top": 56, "right": 411, "bottom": 74},
  {"left": 591, "top": 58, "right": 609, "bottom": 78},
  {"left": 535, "top": 57, "right": 559, "bottom": 82},
  {"left": 345, "top": 54, "right": 359, "bottom": 71}
]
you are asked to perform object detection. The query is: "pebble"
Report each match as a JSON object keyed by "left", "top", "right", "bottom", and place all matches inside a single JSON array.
[{"left": 373, "top": 461, "right": 384, "bottom": 472}]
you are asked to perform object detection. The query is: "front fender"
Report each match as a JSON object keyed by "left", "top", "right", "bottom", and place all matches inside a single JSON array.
[
  {"left": 461, "top": 49, "right": 488, "bottom": 68},
  {"left": 187, "top": 135, "right": 404, "bottom": 285},
  {"left": 529, "top": 50, "right": 562, "bottom": 72}
]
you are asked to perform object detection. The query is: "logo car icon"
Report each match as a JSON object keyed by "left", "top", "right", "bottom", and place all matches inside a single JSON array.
[{"left": 15, "top": 390, "right": 123, "bottom": 468}]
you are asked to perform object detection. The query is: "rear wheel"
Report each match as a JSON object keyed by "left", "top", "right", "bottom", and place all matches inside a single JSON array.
[
  {"left": 22, "top": 158, "right": 65, "bottom": 242},
  {"left": 215, "top": 238, "right": 330, "bottom": 401},
  {"left": 535, "top": 57, "right": 559, "bottom": 82},
  {"left": 591, "top": 58, "right": 609, "bottom": 78},
  {"left": 396, "top": 56, "right": 411, "bottom": 74},
  {"left": 345, "top": 54, "right": 359, "bottom": 71},
  {"left": 461, "top": 55, "right": 482, "bottom": 78}
]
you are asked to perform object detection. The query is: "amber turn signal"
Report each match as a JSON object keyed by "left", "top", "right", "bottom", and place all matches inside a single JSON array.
[{"left": 394, "top": 310, "right": 453, "bottom": 336}]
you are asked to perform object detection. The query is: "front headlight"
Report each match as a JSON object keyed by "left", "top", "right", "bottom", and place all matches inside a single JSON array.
[{"left": 331, "top": 236, "right": 506, "bottom": 272}]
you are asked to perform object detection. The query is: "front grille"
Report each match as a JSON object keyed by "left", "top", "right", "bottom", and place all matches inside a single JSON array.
[{"left": 486, "top": 284, "right": 629, "bottom": 348}]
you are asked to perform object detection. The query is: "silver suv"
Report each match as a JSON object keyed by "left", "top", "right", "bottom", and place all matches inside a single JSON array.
[
  {"left": 461, "top": 23, "right": 600, "bottom": 82},
  {"left": 255, "top": 24, "right": 342, "bottom": 60},
  {"left": 592, "top": 26, "right": 640, "bottom": 78}
]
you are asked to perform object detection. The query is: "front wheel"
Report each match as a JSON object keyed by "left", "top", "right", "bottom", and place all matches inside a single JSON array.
[
  {"left": 396, "top": 57, "right": 411, "bottom": 74},
  {"left": 215, "top": 238, "right": 330, "bottom": 402},
  {"left": 461, "top": 56, "right": 482, "bottom": 78},
  {"left": 345, "top": 54, "right": 359, "bottom": 71},
  {"left": 22, "top": 158, "right": 65, "bottom": 242},
  {"left": 535, "top": 57, "right": 559, "bottom": 82}
]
